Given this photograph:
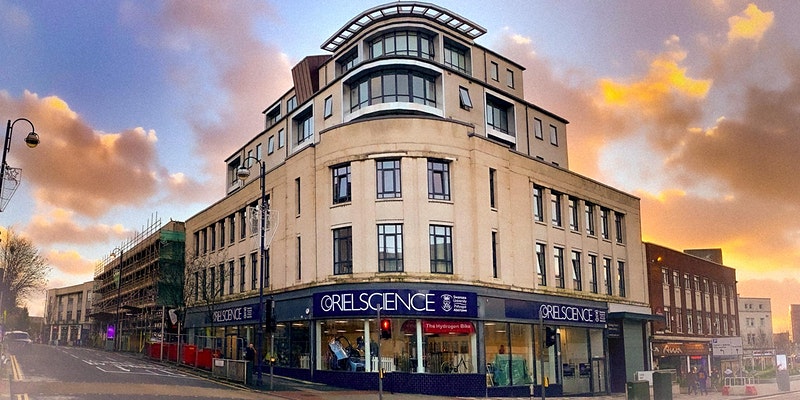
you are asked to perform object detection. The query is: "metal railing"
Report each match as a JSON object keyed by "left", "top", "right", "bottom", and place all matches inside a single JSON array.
[{"left": 724, "top": 376, "right": 756, "bottom": 387}]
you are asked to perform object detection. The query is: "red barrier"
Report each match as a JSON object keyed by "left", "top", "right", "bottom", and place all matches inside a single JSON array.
[
  {"left": 745, "top": 386, "right": 757, "bottom": 395},
  {"left": 197, "top": 348, "right": 213, "bottom": 370},
  {"left": 148, "top": 343, "right": 162, "bottom": 359},
  {"left": 722, "top": 386, "right": 730, "bottom": 396},
  {"left": 167, "top": 343, "right": 178, "bottom": 362},
  {"left": 182, "top": 345, "right": 197, "bottom": 365}
]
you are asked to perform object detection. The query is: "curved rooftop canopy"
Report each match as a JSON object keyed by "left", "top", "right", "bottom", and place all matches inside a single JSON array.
[{"left": 322, "top": 1, "right": 487, "bottom": 52}]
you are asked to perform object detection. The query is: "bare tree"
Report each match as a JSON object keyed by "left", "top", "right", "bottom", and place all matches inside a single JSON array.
[
  {"left": 184, "top": 250, "right": 228, "bottom": 338},
  {"left": 1, "top": 228, "right": 50, "bottom": 319}
]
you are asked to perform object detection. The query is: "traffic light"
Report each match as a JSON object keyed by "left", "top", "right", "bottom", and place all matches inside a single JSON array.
[
  {"left": 545, "top": 327, "right": 557, "bottom": 347},
  {"left": 380, "top": 319, "right": 392, "bottom": 339}
]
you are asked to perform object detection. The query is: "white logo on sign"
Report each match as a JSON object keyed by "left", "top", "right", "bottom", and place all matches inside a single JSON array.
[{"left": 440, "top": 294, "right": 453, "bottom": 312}]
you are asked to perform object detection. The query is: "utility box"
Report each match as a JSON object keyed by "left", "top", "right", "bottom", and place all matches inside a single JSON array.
[
  {"left": 777, "top": 369, "right": 790, "bottom": 391},
  {"left": 652, "top": 371, "right": 673, "bottom": 400},
  {"left": 627, "top": 380, "right": 650, "bottom": 400}
]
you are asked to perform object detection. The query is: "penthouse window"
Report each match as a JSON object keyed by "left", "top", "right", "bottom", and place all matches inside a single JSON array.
[
  {"left": 294, "top": 107, "right": 313, "bottom": 145},
  {"left": 443, "top": 39, "right": 469, "bottom": 74},
  {"left": 338, "top": 48, "right": 359, "bottom": 74},
  {"left": 486, "top": 95, "right": 511, "bottom": 134},
  {"left": 369, "top": 30, "right": 433, "bottom": 60},
  {"left": 265, "top": 105, "right": 280, "bottom": 128},
  {"left": 349, "top": 68, "right": 437, "bottom": 112}
]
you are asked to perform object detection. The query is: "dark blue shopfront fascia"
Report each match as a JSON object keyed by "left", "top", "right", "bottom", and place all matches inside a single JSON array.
[
  {"left": 184, "top": 299, "right": 262, "bottom": 328},
  {"left": 313, "top": 288, "right": 478, "bottom": 318},
  {"left": 504, "top": 298, "right": 608, "bottom": 328}
]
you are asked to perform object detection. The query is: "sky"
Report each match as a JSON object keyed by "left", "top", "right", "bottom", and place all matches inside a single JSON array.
[{"left": 1, "top": 0, "right": 799, "bottom": 332}]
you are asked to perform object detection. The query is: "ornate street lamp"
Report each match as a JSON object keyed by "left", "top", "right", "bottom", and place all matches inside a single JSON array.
[
  {"left": 237, "top": 156, "right": 267, "bottom": 386},
  {"left": 1, "top": 118, "right": 41, "bottom": 211}
]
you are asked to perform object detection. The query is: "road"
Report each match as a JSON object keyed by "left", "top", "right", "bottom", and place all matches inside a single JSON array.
[{"left": 5, "top": 344, "right": 264, "bottom": 400}]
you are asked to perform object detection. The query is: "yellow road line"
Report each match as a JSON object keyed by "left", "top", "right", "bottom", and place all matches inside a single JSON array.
[{"left": 10, "top": 355, "right": 23, "bottom": 380}]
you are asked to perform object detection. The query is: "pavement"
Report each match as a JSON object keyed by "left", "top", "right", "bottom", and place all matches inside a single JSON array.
[{"left": 4, "top": 349, "right": 800, "bottom": 400}]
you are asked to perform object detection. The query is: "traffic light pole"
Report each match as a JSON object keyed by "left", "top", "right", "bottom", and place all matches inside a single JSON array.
[
  {"left": 539, "top": 316, "right": 546, "bottom": 400},
  {"left": 377, "top": 305, "right": 383, "bottom": 400}
]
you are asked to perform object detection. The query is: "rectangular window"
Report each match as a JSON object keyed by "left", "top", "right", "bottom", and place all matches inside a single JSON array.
[
  {"left": 250, "top": 252, "right": 257, "bottom": 290},
  {"left": 323, "top": 95, "right": 333, "bottom": 118},
  {"left": 444, "top": 41, "right": 469, "bottom": 73},
  {"left": 332, "top": 163, "right": 351, "bottom": 204},
  {"left": 615, "top": 213, "right": 625, "bottom": 244},
  {"left": 427, "top": 159, "right": 451, "bottom": 200},
  {"left": 675, "top": 309, "right": 683, "bottom": 333},
  {"left": 333, "top": 227, "right": 353, "bottom": 275},
  {"left": 278, "top": 129, "right": 285, "bottom": 148},
  {"left": 378, "top": 224, "right": 403, "bottom": 272},
  {"left": 568, "top": 197, "right": 579, "bottom": 231},
  {"left": 338, "top": 48, "right": 358, "bottom": 73},
  {"left": 295, "top": 177, "right": 301, "bottom": 215},
  {"left": 551, "top": 192, "right": 562, "bottom": 227},
  {"left": 287, "top": 95, "right": 297, "bottom": 113},
  {"left": 617, "top": 260, "right": 626, "bottom": 297},
  {"left": 600, "top": 208, "right": 610, "bottom": 240},
  {"left": 201, "top": 269, "right": 207, "bottom": 300},
  {"left": 486, "top": 95, "right": 511, "bottom": 134},
  {"left": 239, "top": 209, "right": 247, "bottom": 239},
  {"left": 268, "top": 136, "right": 275, "bottom": 154},
  {"left": 491, "top": 231, "right": 499, "bottom": 278},
  {"left": 534, "top": 118, "right": 543, "bottom": 140},
  {"left": 458, "top": 86, "right": 473, "bottom": 109},
  {"left": 603, "top": 257, "right": 613, "bottom": 295},
  {"left": 376, "top": 159, "right": 401, "bottom": 199},
  {"left": 210, "top": 225, "right": 216, "bottom": 251},
  {"left": 549, "top": 124, "right": 558, "bottom": 145},
  {"left": 489, "top": 168, "right": 497, "bottom": 208},
  {"left": 218, "top": 264, "right": 224, "bottom": 296},
  {"left": 228, "top": 261, "right": 235, "bottom": 294},
  {"left": 229, "top": 214, "right": 236, "bottom": 245},
  {"left": 239, "top": 257, "right": 246, "bottom": 292},
  {"left": 533, "top": 185, "right": 544, "bottom": 222},
  {"left": 295, "top": 110, "right": 313, "bottom": 144},
  {"left": 664, "top": 307, "right": 672, "bottom": 331},
  {"left": 589, "top": 254, "right": 598, "bottom": 293},
  {"left": 210, "top": 267, "right": 216, "bottom": 298},
  {"left": 256, "top": 144, "right": 262, "bottom": 160},
  {"left": 219, "top": 219, "right": 225, "bottom": 248},
  {"left": 297, "top": 236, "right": 302, "bottom": 281},
  {"left": 194, "top": 271, "right": 199, "bottom": 302},
  {"left": 554, "top": 247, "right": 565, "bottom": 288},
  {"left": 536, "top": 243, "right": 547, "bottom": 286},
  {"left": 571, "top": 250, "right": 582, "bottom": 291},
  {"left": 585, "top": 203, "right": 596, "bottom": 236},
  {"left": 429, "top": 225, "right": 453, "bottom": 274},
  {"left": 265, "top": 105, "right": 281, "bottom": 128},
  {"left": 506, "top": 69, "right": 514, "bottom": 88},
  {"left": 490, "top": 61, "right": 499, "bottom": 81}
]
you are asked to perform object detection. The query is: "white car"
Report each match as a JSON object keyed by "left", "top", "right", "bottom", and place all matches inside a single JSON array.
[{"left": 2, "top": 331, "right": 32, "bottom": 353}]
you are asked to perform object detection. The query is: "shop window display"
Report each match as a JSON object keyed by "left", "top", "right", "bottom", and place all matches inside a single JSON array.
[{"left": 485, "top": 322, "right": 533, "bottom": 386}]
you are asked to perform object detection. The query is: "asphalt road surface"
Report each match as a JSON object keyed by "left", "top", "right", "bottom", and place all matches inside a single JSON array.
[{"left": 6, "top": 344, "right": 265, "bottom": 400}]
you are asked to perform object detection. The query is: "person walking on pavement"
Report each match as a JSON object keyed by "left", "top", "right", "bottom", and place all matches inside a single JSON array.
[
  {"left": 697, "top": 367, "right": 709, "bottom": 395},
  {"left": 245, "top": 343, "right": 257, "bottom": 385},
  {"left": 687, "top": 367, "right": 699, "bottom": 395}
]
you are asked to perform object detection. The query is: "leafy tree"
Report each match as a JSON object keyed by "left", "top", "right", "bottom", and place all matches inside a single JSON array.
[{"left": 1, "top": 228, "right": 50, "bottom": 330}]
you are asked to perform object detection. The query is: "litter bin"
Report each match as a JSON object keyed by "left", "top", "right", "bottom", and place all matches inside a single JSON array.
[
  {"left": 652, "top": 371, "right": 672, "bottom": 400},
  {"left": 777, "top": 369, "right": 790, "bottom": 391},
  {"left": 627, "top": 380, "right": 649, "bottom": 400}
]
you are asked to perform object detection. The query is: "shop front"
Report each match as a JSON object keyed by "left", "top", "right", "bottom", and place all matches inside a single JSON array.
[
  {"left": 652, "top": 340, "right": 711, "bottom": 386},
  {"left": 266, "top": 284, "right": 611, "bottom": 397}
]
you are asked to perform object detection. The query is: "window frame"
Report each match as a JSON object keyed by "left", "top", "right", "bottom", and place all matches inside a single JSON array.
[
  {"left": 571, "top": 250, "right": 582, "bottom": 291},
  {"left": 332, "top": 163, "right": 352, "bottom": 204},
  {"left": 324, "top": 95, "right": 333, "bottom": 118},
  {"left": 333, "top": 226, "right": 353, "bottom": 275},
  {"left": 376, "top": 159, "right": 402, "bottom": 199},
  {"left": 427, "top": 159, "right": 451, "bottom": 201},
  {"left": 429, "top": 225, "right": 453, "bottom": 274},
  {"left": 459, "top": 86, "right": 473, "bottom": 110},
  {"left": 378, "top": 223, "right": 404, "bottom": 272}
]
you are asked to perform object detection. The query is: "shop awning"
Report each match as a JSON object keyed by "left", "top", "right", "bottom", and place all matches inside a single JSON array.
[{"left": 608, "top": 311, "right": 664, "bottom": 322}]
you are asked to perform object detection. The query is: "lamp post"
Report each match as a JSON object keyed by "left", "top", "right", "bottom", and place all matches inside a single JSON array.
[
  {"left": 111, "top": 247, "right": 123, "bottom": 351},
  {"left": 1, "top": 118, "right": 40, "bottom": 212},
  {"left": 236, "top": 156, "right": 266, "bottom": 386}
]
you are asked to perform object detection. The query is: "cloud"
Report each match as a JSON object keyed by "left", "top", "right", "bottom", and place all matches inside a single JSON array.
[
  {"left": 157, "top": 1, "right": 294, "bottom": 185},
  {"left": 25, "top": 208, "right": 129, "bottom": 245},
  {"left": 727, "top": 3, "right": 774, "bottom": 42},
  {"left": 46, "top": 249, "right": 97, "bottom": 276}
]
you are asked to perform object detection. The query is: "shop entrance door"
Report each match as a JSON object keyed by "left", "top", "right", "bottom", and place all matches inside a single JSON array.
[
  {"left": 225, "top": 334, "right": 241, "bottom": 359},
  {"left": 591, "top": 357, "right": 606, "bottom": 394}
]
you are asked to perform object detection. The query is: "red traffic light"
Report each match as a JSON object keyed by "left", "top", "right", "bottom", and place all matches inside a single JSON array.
[{"left": 380, "top": 319, "right": 392, "bottom": 339}]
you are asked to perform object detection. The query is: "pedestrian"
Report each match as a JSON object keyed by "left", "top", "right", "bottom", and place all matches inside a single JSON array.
[
  {"left": 244, "top": 343, "right": 257, "bottom": 385},
  {"left": 697, "top": 368, "right": 708, "bottom": 395},
  {"left": 687, "top": 367, "right": 698, "bottom": 395}
]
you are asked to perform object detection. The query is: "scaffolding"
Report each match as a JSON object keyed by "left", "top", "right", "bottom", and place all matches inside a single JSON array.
[{"left": 91, "top": 215, "right": 185, "bottom": 352}]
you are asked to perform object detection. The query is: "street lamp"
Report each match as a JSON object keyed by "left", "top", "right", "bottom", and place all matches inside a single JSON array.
[
  {"left": 1, "top": 118, "right": 41, "bottom": 212},
  {"left": 236, "top": 156, "right": 267, "bottom": 386},
  {"left": 111, "top": 247, "right": 123, "bottom": 351}
]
